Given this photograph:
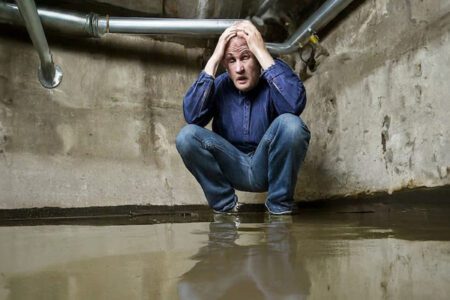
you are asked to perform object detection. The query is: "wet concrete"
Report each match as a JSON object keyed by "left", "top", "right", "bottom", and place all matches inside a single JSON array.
[{"left": 1, "top": 197, "right": 450, "bottom": 299}]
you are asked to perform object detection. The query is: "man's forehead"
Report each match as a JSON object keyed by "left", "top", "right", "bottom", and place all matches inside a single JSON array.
[{"left": 225, "top": 37, "right": 249, "bottom": 54}]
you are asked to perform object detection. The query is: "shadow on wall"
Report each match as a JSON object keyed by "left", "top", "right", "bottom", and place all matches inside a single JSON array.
[{"left": 0, "top": 25, "right": 204, "bottom": 69}]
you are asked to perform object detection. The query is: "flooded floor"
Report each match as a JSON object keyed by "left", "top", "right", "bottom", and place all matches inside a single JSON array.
[{"left": 1, "top": 199, "right": 450, "bottom": 299}]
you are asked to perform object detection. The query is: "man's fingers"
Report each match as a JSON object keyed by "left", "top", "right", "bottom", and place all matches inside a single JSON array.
[
  {"left": 225, "top": 32, "right": 237, "bottom": 42},
  {"left": 220, "top": 21, "right": 259, "bottom": 47},
  {"left": 235, "top": 31, "right": 250, "bottom": 43},
  {"left": 226, "top": 21, "right": 257, "bottom": 38},
  {"left": 240, "top": 29, "right": 249, "bottom": 36},
  {"left": 219, "top": 28, "right": 236, "bottom": 44},
  {"left": 236, "top": 31, "right": 247, "bottom": 38},
  {"left": 225, "top": 31, "right": 237, "bottom": 41},
  {"left": 244, "top": 26, "right": 258, "bottom": 36},
  {"left": 227, "top": 23, "right": 241, "bottom": 33},
  {"left": 224, "top": 30, "right": 236, "bottom": 38},
  {"left": 222, "top": 26, "right": 236, "bottom": 35},
  {"left": 235, "top": 21, "right": 256, "bottom": 31}
]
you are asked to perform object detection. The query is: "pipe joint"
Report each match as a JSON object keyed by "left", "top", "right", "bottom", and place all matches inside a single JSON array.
[
  {"left": 84, "top": 12, "right": 105, "bottom": 37},
  {"left": 38, "top": 63, "right": 63, "bottom": 89},
  {"left": 15, "top": 0, "right": 63, "bottom": 88}
]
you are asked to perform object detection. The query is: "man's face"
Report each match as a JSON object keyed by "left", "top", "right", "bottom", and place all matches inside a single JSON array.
[{"left": 222, "top": 37, "right": 260, "bottom": 92}]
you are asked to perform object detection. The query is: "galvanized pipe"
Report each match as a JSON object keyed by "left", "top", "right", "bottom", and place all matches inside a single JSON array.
[
  {"left": 14, "top": 0, "right": 62, "bottom": 88},
  {"left": 266, "top": 0, "right": 354, "bottom": 54},
  {"left": 104, "top": 17, "right": 241, "bottom": 35},
  {"left": 0, "top": 2, "right": 240, "bottom": 37},
  {"left": 1, "top": 0, "right": 355, "bottom": 55},
  {"left": 0, "top": 2, "right": 104, "bottom": 37},
  {"left": 255, "top": 0, "right": 276, "bottom": 17}
]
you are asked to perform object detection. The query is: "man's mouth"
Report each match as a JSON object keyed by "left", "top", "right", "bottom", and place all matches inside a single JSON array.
[{"left": 236, "top": 76, "right": 248, "bottom": 84}]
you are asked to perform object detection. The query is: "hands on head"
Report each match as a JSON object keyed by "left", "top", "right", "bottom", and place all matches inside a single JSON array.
[{"left": 204, "top": 21, "right": 275, "bottom": 77}]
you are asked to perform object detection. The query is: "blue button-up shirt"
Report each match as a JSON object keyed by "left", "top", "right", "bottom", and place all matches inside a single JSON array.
[{"left": 183, "top": 59, "right": 306, "bottom": 153}]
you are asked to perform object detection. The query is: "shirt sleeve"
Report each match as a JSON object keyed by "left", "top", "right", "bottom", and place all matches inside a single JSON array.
[
  {"left": 262, "top": 59, "right": 307, "bottom": 116},
  {"left": 182, "top": 71, "right": 216, "bottom": 127}
]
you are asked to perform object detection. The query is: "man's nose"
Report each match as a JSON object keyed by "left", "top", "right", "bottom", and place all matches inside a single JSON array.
[{"left": 235, "top": 61, "right": 244, "bottom": 73}]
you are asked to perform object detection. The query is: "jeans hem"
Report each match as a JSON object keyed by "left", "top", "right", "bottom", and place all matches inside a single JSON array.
[
  {"left": 213, "top": 195, "right": 239, "bottom": 214},
  {"left": 265, "top": 202, "right": 293, "bottom": 215}
]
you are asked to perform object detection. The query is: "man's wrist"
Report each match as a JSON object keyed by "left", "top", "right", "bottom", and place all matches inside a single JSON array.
[
  {"left": 254, "top": 48, "right": 275, "bottom": 70},
  {"left": 204, "top": 56, "right": 221, "bottom": 77}
]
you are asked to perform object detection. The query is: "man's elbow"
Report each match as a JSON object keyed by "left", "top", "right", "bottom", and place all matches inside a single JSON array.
[
  {"left": 184, "top": 114, "right": 200, "bottom": 125},
  {"left": 295, "top": 88, "right": 307, "bottom": 115},
  {"left": 183, "top": 108, "right": 196, "bottom": 125},
  {"left": 183, "top": 111, "right": 209, "bottom": 127}
]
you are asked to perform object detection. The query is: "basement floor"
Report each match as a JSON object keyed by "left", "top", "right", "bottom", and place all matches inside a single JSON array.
[{"left": 1, "top": 188, "right": 449, "bottom": 299}]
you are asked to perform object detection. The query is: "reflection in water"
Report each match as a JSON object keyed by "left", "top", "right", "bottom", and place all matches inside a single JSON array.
[
  {"left": 2, "top": 198, "right": 450, "bottom": 299},
  {"left": 178, "top": 215, "right": 311, "bottom": 299}
]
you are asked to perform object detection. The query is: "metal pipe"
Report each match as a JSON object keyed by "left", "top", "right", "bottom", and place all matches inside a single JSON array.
[
  {"left": 255, "top": 0, "right": 276, "bottom": 17},
  {"left": 14, "top": 0, "right": 62, "bottom": 88},
  {"left": 1, "top": 0, "right": 355, "bottom": 55},
  {"left": 266, "top": 0, "right": 354, "bottom": 54},
  {"left": 104, "top": 17, "right": 241, "bottom": 35},
  {"left": 0, "top": 2, "right": 103, "bottom": 37},
  {"left": 0, "top": 2, "right": 240, "bottom": 37}
]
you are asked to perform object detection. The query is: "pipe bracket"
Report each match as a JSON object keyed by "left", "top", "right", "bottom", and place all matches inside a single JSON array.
[{"left": 38, "top": 64, "right": 63, "bottom": 89}]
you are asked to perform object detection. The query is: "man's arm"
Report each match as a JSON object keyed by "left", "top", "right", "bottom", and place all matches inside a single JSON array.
[
  {"left": 183, "top": 26, "right": 237, "bottom": 125},
  {"left": 236, "top": 21, "right": 306, "bottom": 115},
  {"left": 263, "top": 60, "right": 307, "bottom": 115},
  {"left": 182, "top": 72, "right": 215, "bottom": 126},
  {"left": 235, "top": 21, "right": 274, "bottom": 70},
  {"left": 204, "top": 26, "right": 238, "bottom": 77}
]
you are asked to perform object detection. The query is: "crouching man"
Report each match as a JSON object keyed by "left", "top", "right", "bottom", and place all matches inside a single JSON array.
[{"left": 176, "top": 21, "right": 310, "bottom": 215}]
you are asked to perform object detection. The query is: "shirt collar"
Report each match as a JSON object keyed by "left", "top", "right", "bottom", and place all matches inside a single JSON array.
[{"left": 226, "top": 75, "right": 264, "bottom": 99}]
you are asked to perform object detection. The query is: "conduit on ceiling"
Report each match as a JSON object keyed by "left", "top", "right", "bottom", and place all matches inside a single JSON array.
[{"left": 0, "top": 0, "right": 354, "bottom": 88}]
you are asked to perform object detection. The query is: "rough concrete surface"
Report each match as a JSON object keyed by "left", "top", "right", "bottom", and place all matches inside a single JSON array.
[
  {"left": 297, "top": 0, "right": 450, "bottom": 199},
  {"left": 0, "top": 0, "right": 449, "bottom": 208},
  {"left": 0, "top": 35, "right": 207, "bottom": 208}
]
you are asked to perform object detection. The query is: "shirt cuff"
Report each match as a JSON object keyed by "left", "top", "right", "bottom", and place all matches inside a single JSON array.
[
  {"left": 199, "top": 70, "right": 215, "bottom": 81},
  {"left": 261, "top": 59, "right": 286, "bottom": 81}
]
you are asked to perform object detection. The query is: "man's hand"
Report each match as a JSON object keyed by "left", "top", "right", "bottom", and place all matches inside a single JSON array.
[
  {"left": 235, "top": 21, "right": 275, "bottom": 70},
  {"left": 204, "top": 26, "right": 238, "bottom": 77}
]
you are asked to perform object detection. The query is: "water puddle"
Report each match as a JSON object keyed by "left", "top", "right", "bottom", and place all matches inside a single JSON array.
[{"left": 1, "top": 207, "right": 450, "bottom": 299}]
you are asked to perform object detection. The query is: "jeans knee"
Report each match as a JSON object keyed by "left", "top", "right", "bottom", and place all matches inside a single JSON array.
[
  {"left": 274, "top": 114, "right": 310, "bottom": 143},
  {"left": 176, "top": 124, "right": 201, "bottom": 155}
]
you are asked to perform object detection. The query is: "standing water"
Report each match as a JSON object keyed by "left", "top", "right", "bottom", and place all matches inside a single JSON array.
[{"left": 1, "top": 197, "right": 449, "bottom": 299}]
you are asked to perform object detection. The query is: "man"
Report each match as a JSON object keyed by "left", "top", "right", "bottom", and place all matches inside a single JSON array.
[{"left": 176, "top": 21, "right": 310, "bottom": 215}]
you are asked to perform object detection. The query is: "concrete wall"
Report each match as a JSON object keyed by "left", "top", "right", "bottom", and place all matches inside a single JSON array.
[
  {"left": 298, "top": 0, "right": 450, "bottom": 199},
  {"left": 1, "top": 0, "right": 449, "bottom": 209},
  {"left": 0, "top": 35, "right": 207, "bottom": 208}
]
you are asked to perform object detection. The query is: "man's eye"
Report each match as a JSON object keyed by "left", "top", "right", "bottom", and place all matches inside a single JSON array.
[
  {"left": 229, "top": 59, "right": 236, "bottom": 63},
  {"left": 242, "top": 56, "right": 249, "bottom": 60}
]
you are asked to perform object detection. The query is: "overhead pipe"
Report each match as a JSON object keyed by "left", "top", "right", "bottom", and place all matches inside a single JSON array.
[
  {"left": 0, "top": 1, "right": 104, "bottom": 36},
  {"left": 266, "top": 0, "right": 354, "bottom": 54},
  {"left": 104, "top": 18, "right": 241, "bottom": 35},
  {"left": 1, "top": 0, "right": 354, "bottom": 55},
  {"left": 14, "top": 0, "right": 62, "bottom": 88},
  {"left": 0, "top": 2, "right": 241, "bottom": 37}
]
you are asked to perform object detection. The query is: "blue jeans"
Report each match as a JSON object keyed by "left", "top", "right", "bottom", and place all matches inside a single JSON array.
[{"left": 176, "top": 113, "right": 310, "bottom": 214}]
